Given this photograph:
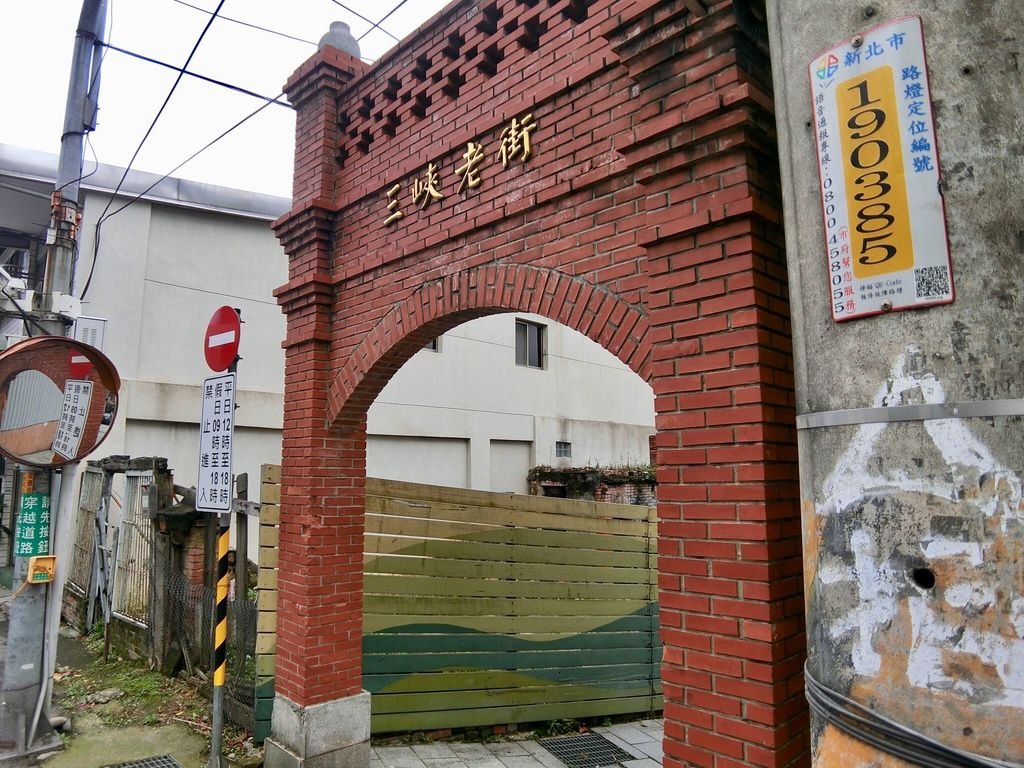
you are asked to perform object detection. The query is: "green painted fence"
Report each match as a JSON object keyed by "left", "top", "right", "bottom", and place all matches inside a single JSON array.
[{"left": 363, "top": 478, "right": 662, "bottom": 734}]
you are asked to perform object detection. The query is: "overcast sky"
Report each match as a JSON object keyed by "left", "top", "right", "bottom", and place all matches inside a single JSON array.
[{"left": 2, "top": 0, "right": 452, "bottom": 197}]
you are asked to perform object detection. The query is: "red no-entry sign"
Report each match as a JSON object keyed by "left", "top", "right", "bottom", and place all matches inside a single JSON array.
[
  {"left": 204, "top": 306, "right": 241, "bottom": 372},
  {"left": 68, "top": 349, "right": 92, "bottom": 378}
]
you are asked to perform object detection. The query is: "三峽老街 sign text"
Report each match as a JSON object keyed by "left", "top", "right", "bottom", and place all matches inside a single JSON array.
[
  {"left": 383, "top": 112, "right": 538, "bottom": 226},
  {"left": 809, "top": 16, "right": 953, "bottom": 322}
]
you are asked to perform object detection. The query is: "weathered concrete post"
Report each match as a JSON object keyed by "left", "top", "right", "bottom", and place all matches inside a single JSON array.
[{"left": 766, "top": 1, "right": 1023, "bottom": 765}]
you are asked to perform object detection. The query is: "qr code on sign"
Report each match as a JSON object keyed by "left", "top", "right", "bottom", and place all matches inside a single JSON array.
[{"left": 914, "top": 265, "right": 950, "bottom": 299}]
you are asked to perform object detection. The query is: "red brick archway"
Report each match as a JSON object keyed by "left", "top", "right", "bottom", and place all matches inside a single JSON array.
[
  {"left": 272, "top": 1, "right": 807, "bottom": 766},
  {"left": 327, "top": 264, "right": 651, "bottom": 427}
]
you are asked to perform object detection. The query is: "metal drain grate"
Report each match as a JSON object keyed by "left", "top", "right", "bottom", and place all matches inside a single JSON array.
[
  {"left": 539, "top": 732, "right": 636, "bottom": 768},
  {"left": 108, "top": 757, "right": 184, "bottom": 768}
]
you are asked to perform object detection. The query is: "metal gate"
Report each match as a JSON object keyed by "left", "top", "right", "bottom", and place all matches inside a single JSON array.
[
  {"left": 67, "top": 464, "right": 104, "bottom": 597},
  {"left": 111, "top": 469, "right": 152, "bottom": 626}
]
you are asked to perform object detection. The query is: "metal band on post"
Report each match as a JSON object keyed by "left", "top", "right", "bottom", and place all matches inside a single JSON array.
[{"left": 795, "top": 398, "right": 1024, "bottom": 430}]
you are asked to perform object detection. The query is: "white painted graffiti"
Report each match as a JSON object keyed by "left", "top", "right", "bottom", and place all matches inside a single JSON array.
[{"left": 817, "top": 347, "right": 1024, "bottom": 706}]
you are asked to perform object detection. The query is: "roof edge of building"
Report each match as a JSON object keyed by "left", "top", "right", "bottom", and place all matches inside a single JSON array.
[{"left": 0, "top": 143, "right": 291, "bottom": 221}]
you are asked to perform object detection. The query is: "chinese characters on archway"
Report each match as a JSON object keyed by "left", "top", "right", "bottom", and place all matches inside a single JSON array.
[
  {"left": 810, "top": 16, "right": 952, "bottom": 322},
  {"left": 197, "top": 372, "right": 235, "bottom": 512},
  {"left": 383, "top": 112, "right": 538, "bottom": 226}
]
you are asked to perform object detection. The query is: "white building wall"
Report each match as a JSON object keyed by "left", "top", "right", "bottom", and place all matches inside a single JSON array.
[
  {"left": 73, "top": 187, "right": 288, "bottom": 518},
  {"left": 368, "top": 313, "right": 656, "bottom": 491}
]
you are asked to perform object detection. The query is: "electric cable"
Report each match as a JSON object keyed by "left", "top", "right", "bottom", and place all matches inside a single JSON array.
[
  {"left": 804, "top": 663, "right": 1021, "bottom": 768},
  {"left": 170, "top": 0, "right": 319, "bottom": 47},
  {"left": 80, "top": 0, "right": 227, "bottom": 300},
  {"left": 101, "top": 42, "right": 290, "bottom": 107},
  {"left": 77, "top": 93, "right": 280, "bottom": 301},
  {"left": 329, "top": 0, "right": 400, "bottom": 41},
  {"left": 0, "top": 287, "right": 48, "bottom": 337},
  {"left": 358, "top": 0, "right": 411, "bottom": 41},
  {"left": 92, "top": 0, "right": 228, "bottom": 232}
]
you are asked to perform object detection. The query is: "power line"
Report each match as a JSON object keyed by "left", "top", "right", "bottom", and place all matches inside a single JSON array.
[
  {"left": 92, "top": 0, "right": 227, "bottom": 231},
  {"left": 102, "top": 42, "right": 291, "bottom": 107},
  {"left": 169, "top": 0, "right": 319, "bottom": 47},
  {"left": 0, "top": 287, "right": 49, "bottom": 337},
  {"left": 358, "top": 0, "right": 412, "bottom": 41},
  {"left": 329, "top": 0, "right": 400, "bottom": 42},
  {"left": 81, "top": 0, "right": 228, "bottom": 300},
  {"left": 78, "top": 94, "right": 280, "bottom": 300}
]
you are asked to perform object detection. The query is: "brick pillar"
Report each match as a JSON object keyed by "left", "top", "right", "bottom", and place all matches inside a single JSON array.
[
  {"left": 265, "top": 46, "right": 372, "bottom": 768},
  {"left": 606, "top": 2, "right": 808, "bottom": 766}
]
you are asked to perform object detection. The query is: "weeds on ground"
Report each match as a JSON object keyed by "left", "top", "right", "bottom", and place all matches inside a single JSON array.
[
  {"left": 56, "top": 632, "right": 250, "bottom": 753},
  {"left": 57, "top": 656, "right": 203, "bottom": 729}
]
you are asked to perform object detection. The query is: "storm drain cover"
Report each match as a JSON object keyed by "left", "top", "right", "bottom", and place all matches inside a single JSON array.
[
  {"left": 108, "top": 757, "right": 184, "bottom": 768},
  {"left": 539, "top": 733, "right": 636, "bottom": 768}
]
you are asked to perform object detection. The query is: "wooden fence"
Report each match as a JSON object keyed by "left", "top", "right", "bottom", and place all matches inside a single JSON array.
[
  {"left": 364, "top": 478, "right": 661, "bottom": 733},
  {"left": 257, "top": 472, "right": 661, "bottom": 736}
]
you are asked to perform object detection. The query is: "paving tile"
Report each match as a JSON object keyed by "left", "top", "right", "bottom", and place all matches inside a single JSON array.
[
  {"left": 376, "top": 746, "right": 430, "bottom": 768},
  {"left": 485, "top": 742, "right": 532, "bottom": 757},
  {"left": 601, "top": 723, "right": 653, "bottom": 745},
  {"left": 423, "top": 758, "right": 474, "bottom": 768},
  {"left": 450, "top": 744, "right": 496, "bottom": 758},
  {"left": 637, "top": 720, "right": 664, "bottom": 735},
  {"left": 634, "top": 741, "right": 663, "bottom": 761},
  {"left": 414, "top": 744, "right": 459, "bottom": 759},
  {"left": 622, "top": 758, "right": 660, "bottom": 768},
  {"left": 449, "top": 744, "right": 506, "bottom": 768},
  {"left": 493, "top": 755, "right": 547, "bottom": 768}
]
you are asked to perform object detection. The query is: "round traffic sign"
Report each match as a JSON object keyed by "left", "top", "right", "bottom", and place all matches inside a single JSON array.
[
  {"left": 68, "top": 349, "right": 93, "bottom": 378},
  {"left": 204, "top": 306, "right": 241, "bottom": 372}
]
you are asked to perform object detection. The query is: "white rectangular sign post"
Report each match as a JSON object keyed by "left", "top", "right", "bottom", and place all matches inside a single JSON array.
[
  {"left": 809, "top": 16, "right": 953, "bottom": 322},
  {"left": 196, "top": 372, "right": 236, "bottom": 513},
  {"left": 51, "top": 379, "right": 93, "bottom": 460}
]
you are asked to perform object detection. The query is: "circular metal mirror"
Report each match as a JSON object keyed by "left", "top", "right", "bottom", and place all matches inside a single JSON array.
[{"left": 0, "top": 336, "right": 120, "bottom": 467}]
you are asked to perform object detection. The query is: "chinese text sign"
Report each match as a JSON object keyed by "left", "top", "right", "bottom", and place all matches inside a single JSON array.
[
  {"left": 16, "top": 492, "right": 50, "bottom": 556},
  {"left": 809, "top": 16, "right": 953, "bottom": 321},
  {"left": 52, "top": 379, "right": 93, "bottom": 460},
  {"left": 197, "top": 372, "right": 235, "bottom": 513},
  {"left": 382, "top": 112, "right": 538, "bottom": 226}
]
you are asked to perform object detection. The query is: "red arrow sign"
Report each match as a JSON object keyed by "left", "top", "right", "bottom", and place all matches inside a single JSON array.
[{"left": 204, "top": 306, "right": 241, "bottom": 372}]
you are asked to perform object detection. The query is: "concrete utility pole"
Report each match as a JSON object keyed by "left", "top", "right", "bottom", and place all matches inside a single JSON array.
[
  {"left": 767, "top": 1, "right": 1023, "bottom": 766},
  {"left": 0, "top": 0, "right": 107, "bottom": 759},
  {"left": 42, "top": 0, "right": 107, "bottom": 333}
]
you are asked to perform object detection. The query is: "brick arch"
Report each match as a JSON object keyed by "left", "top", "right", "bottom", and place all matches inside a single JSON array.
[
  {"left": 327, "top": 264, "right": 651, "bottom": 428},
  {"left": 271, "top": 1, "right": 808, "bottom": 767}
]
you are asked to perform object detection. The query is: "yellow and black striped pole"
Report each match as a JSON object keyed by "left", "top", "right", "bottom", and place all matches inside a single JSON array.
[
  {"left": 213, "top": 522, "right": 229, "bottom": 686},
  {"left": 207, "top": 517, "right": 229, "bottom": 768}
]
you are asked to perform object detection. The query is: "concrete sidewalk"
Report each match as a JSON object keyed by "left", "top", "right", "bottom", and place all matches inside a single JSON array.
[{"left": 371, "top": 720, "right": 664, "bottom": 768}]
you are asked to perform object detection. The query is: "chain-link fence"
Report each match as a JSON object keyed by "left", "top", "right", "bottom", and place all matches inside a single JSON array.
[{"left": 166, "top": 569, "right": 257, "bottom": 712}]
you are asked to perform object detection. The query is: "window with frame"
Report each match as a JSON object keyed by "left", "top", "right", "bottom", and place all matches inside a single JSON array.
[
  {"left": 515, "top": 319, "right": 545, "bottom": 368},
  {"left": 423, "top": 337, "right": 440, "bottom": 352},
  {"left": 555, "top": 441, "right": 571, "bottom": 458}
]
